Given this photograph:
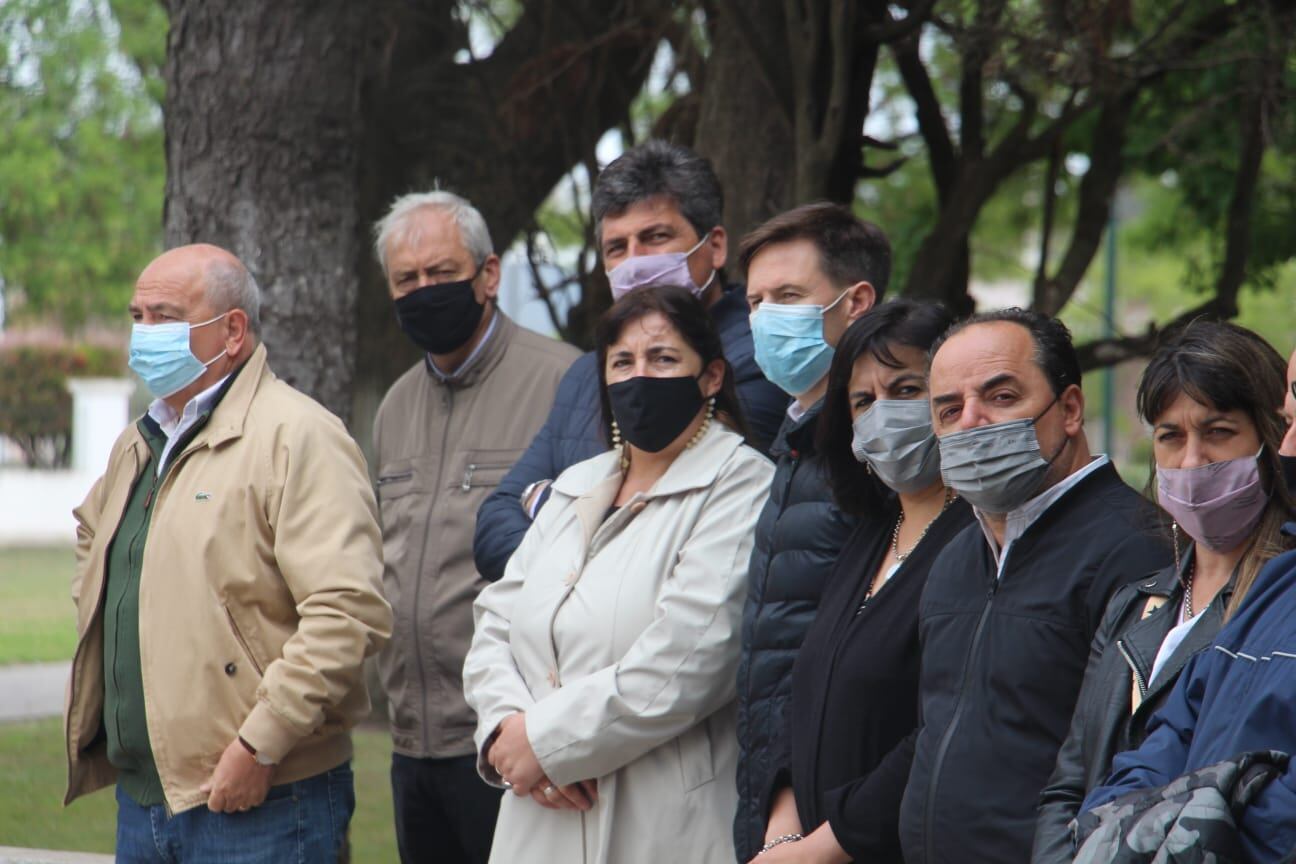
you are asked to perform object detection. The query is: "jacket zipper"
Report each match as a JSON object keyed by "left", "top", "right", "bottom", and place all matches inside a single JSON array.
[
  {"left": 1116, "top": 639, "right": 1149, "bottom": 701},
  {"left": 377, "top": 471, "right": 413, "bottom": 486},
  {"left": 924, "top": 575, "right": 998, "bottom": 864},
  {"left": 411, "top": 386, "right": 455, "bottom": 755},
  {"left": 460, "top": 461, "right": 512, "bottom": 491}
]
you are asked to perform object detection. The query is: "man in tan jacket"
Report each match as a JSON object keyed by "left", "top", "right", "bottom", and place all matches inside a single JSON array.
[
  {"left": 371, "top": 191, "right": 579, "bottom": 863},
  {"left": 65, "top": 244, "right": 392, "bottom": 863}
]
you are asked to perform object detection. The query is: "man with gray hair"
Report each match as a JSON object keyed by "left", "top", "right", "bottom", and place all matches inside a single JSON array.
[
  {"left": 371, "top": 191, "right": 579, "bottom": 862},
  {"left": 65, "top": 243, "right": 393, "bottom": 862},
  {"left": 473, "top": 140, "right": 787, "bottom": 581}
]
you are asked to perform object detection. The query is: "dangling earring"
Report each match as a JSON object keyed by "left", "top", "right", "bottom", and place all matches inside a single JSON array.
[
  {"left": 612, "top": 420, "right": 629, "bottom": 471},
  {"left": 687, "top": 397, "right": 716, "bottom": 449}
]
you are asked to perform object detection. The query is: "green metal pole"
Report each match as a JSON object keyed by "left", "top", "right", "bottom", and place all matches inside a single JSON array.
[{"left": 1103, "top": 209, "right": 1117, "bottom": 456}]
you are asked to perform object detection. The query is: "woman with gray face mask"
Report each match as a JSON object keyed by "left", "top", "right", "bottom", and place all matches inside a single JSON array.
[{"left": 751, "top": 300, "right": 972, "bottom": 864}]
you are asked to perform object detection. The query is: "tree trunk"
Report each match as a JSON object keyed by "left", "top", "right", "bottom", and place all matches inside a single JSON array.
[
  {"left": 694, "top": 0, "right": 795, "bottom": 256},
  {"left": 162, "top": 0, "right": 369, "bottom": 422},
  {"left": 163, "top": 0, "right": 668, "bottom": 431}
]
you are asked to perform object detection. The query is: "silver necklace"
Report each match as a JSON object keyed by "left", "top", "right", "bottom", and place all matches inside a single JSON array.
[
  {"left": 1183, "top": 559, "right": 1196, "bottom": 620},
  {"left": 858, "top": 493, "right": 955, "bottom": 614}
]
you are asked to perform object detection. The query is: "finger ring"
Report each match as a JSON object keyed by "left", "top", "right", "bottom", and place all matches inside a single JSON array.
[{"left": 543, "top": 785, "right": 557, "bottom": 797}]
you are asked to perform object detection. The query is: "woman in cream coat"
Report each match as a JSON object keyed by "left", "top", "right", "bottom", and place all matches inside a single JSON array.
[{"left": 463, "top": 286, "right": 774, "bottom": 863}]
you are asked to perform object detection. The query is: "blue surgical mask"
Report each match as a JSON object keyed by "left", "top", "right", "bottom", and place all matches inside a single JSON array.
[
  {"left": 128, "top": 313, "right": 228, "bottom": 398},
  {"left": 750, "top": 290, "right": 847, "bottom": 397}
]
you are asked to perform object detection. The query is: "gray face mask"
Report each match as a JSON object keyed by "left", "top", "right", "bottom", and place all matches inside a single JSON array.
[
  {"left": 852, "top": 399, "right": 942, "bottom": 494},
  {"left": 937, "top": 399, "right": 1065, "bottom": 513}
]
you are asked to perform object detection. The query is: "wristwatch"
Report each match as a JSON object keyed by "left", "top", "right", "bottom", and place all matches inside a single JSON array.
[
  {"left": 238, "top": 735, "right": 276, "bottom": 767},
  {"left": 519, "top": 479, "right": 549, "bottom": 511}
]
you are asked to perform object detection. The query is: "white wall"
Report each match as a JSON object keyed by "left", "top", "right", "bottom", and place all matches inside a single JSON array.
[{"left": 0, "top": 378, "right": 133, "bottom": 546}]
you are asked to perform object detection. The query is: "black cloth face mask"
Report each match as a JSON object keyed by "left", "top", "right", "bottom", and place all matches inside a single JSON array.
[
  {"left": 607, "top": 374, "right": 705, "bottom": 453},
  {"left": 393, "top": 273, "right": 484, "bottom": 355}
]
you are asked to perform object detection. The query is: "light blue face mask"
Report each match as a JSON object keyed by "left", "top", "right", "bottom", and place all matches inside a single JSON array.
[
  {"left": 128, "top": 313, "right": 227, "bottom": 398},
  {"left": 750, "top": 290, "right": 848, "bottom": 397}
]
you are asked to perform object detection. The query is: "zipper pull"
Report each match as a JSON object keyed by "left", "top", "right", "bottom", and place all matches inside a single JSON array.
[{"left": 461, "top": 464, "right": 475, "bottom": 491}]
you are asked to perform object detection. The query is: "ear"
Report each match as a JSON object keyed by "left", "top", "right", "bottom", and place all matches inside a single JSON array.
[
  {"left": 223, "top": 308, "right": 251, "bottom": 357},
  {"left": 1060, "top": 383, "right": 1086, "bottom": 436},
  {"left": 477, "top": 255, "right": 502, "bottom": 303},
  {"left": 707, "top": 226, "right": 728, "bottom": 271},
  {"left": 843, "top": 281, "right": 877, "bottom": 323},
  {"left": 699, "top": 357, "right": 726, "bottom": 400}
]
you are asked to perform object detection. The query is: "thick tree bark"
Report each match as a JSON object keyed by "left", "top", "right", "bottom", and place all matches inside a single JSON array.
[
  {"left": 163, "top": 1, "right": 369, "bottom": 421},
  {"left": 163, "top": 0, "right": 668, "bottom": 428}
]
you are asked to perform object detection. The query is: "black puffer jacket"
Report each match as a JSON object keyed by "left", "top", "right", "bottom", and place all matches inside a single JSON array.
[{"left": 733, "top": 404, "right": 860, "bottom": 861}]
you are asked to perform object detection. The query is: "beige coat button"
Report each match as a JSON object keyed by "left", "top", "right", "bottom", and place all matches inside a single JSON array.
[{"left": 629, "top": 501, "right": 647, "bottom": 515}]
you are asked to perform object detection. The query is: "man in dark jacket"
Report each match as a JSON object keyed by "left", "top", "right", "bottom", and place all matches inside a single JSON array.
[
  {"left": 472, "top": 140, "right": 787, "bottom": 581},
  {"left": 733, "top": 203, "right": 888, "bottom": 861},
  {"left": 898, "top": 309, "right": 1171, "bottom": 864}
]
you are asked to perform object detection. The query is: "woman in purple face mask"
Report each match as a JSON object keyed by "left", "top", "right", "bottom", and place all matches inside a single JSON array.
[{"left": 1032, "top": 320, "right": 1296, "bottom": 864}]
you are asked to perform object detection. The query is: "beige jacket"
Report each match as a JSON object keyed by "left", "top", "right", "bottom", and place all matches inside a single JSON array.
[
  {"left": 373, "top": 311, "right": 578, "bottom": 758},
  {"left": 464, "top": 423, "right": 774, "bottom": 863},
  {"left": 64, "top": 344, "right": 392, "bottom": 813}
]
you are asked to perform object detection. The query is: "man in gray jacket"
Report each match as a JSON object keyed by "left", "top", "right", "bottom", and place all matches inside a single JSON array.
[{"left": 371, "top": 191, "right": 579, "bottom": 863}]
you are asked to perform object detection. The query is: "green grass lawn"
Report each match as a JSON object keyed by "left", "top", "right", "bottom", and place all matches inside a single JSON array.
[
  {"left": 0, "top": 545, "right": 78, "bottom": 664},
  {"left": 0, "top": 717, "right": 399, "bottom": 862}
]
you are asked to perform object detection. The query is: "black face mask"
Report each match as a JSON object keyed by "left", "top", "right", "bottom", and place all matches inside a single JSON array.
[
  {"left": 608, "top": 374, "right": 705, "bottom": 453},
  {"left": 394, "top": 274, "right": 484, "bottom": 355}
]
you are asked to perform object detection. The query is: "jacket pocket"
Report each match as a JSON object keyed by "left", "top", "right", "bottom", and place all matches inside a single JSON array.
[
  {"left": 448, "top": 449, "right": 523, "bottom": 492},
  {"left": 223, "top": 605, "right": 266, "bottom": 677},
  {"left": 676, "top": 720, "right": 715, "bottom": 792}
]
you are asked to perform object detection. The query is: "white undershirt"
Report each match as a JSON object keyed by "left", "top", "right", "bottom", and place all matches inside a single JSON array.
[
  {"left": 146, "top": 373, "right": 231, "bottom": 475},
  {"left": 1149, "top": 602, "right": 1206, "bottom": 687}
]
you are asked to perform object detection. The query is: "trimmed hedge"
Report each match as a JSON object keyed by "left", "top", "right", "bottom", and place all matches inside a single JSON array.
[{"left": 0, "top": 343, "right": 124, "bottom": 468}]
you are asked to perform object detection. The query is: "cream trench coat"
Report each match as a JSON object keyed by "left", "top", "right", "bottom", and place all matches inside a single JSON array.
[{"left": 464, "top": 422, "right": 773, "bottom": 863}]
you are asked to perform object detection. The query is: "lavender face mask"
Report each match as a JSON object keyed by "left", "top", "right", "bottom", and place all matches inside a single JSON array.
[
  {"left": 606, "top": 234, "right": 715, "bottom": 300},
  {"left": 1157, "top": 448, "right": 1269, "bottom": 552}
]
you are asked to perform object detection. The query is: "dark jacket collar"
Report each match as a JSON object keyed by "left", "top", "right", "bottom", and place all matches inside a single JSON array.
[{"left": 770, "top": 400, "right": 822, "bottom": 460}]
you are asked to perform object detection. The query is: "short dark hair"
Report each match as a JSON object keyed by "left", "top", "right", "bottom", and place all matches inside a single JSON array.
[
  {"left": 816, "top": 299, "right": 957, "bottom": 515},
  {"left": 929, "top": 307, "right": 1081, "bottom": 396},
  {"left": 595, "top": 285, "right": 751, "bottom": 446},
  {"left": 738, "top": 202, "right": 892, "bottom": 297},
  {"left": 591, "top": 141, "right": 723, "bottom": 246}
]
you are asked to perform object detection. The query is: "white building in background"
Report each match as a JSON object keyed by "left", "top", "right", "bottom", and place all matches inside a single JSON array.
[{"left": 0, "top": 377, "right": 133, "bottom": 546}]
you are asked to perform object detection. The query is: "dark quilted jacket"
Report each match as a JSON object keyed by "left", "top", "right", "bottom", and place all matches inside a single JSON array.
[{"left": 733, "top": 404, "right": 858, "bottom": 861}]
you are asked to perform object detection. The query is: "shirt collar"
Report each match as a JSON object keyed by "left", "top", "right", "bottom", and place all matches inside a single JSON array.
[
  {"left": 427, "top": 311, "right": 499, "bottom": 382},
  {"left": 146, "top": 373, "right": 232, "bottom": 439},
  {"left": 976, "top": 454, "right": 1112, "bottom": 569}
]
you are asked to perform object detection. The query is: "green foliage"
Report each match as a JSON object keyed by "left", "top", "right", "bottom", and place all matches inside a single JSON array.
[
  {"left": 0, "top": 342, "right": 123, "bottom": 467},
  {"left": 0, "top": 0, "right": 165, "bottom": 328}
]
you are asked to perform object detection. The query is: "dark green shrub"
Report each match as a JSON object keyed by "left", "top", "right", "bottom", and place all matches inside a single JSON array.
[{"left": 0, "top": 343, "right": 124, "bottom": 468}]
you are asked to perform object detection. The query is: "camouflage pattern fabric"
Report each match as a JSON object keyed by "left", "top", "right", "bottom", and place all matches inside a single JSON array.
[{"left": 1072, "top": 750, "right": 1288, "bottom": 864}]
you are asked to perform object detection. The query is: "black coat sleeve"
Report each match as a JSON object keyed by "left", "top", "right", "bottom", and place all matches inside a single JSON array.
[{"left": 822, "top": 728, "right": 917, "bottom": 861}]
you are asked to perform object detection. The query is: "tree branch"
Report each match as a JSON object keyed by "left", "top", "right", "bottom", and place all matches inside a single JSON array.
[
  {"left": 715, "top": 0, "right": 795, "bottom": 124},
  {"left": 892, "top": 35, "right": 957, "bottom": 202}
]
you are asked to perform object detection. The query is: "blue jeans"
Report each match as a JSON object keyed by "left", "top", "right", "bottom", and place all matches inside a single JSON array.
[{"left": 115, "top": 762, "right": 354, "bottom": 863}]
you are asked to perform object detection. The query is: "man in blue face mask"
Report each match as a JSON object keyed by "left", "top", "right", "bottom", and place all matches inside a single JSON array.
[
  {"left": 732, "top": 202, "right": 886, "bottom": 861},
  {"left": 895, "top": 309, "right": 1171, "bottom": 864},
  {"left": 471, "top": 140, "right": 788, "bottom": 583},
  {"left": 65, "top": 244, "right": 393, "bottom": 863}
]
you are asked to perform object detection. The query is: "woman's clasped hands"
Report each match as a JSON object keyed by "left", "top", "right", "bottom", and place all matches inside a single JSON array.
[{"left": 488, "top": 712, "right": 597, "bottom": 812}]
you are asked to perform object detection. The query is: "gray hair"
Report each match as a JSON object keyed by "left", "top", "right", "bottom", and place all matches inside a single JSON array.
[
  {"left": 205, "top": 256, "right": 261, "bottom": 335},
  {"left": 372, "top": 190, "right": 494, "bottom": 276},
  {"left": 591, "top": 140, "right": 724, "bottom": 246}
]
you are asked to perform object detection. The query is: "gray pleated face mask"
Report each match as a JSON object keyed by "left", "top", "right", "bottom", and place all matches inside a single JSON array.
[
  {"left": 936, "top": 400, "right": 1064, "bottom": 513},
  {"left": 851, "top": 399, "right": 942, "bottom": 494}
]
